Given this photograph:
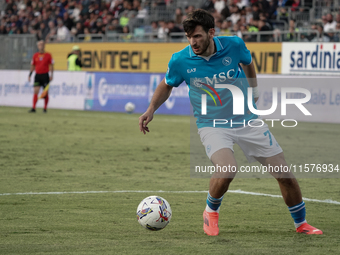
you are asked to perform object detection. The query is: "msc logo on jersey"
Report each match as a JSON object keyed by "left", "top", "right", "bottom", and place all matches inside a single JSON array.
[
  {"left": 192, "top": 77, "right": 223, "bottom": 114},
  {"left": 222, "top": 57, "right": 232, "bottom": 66},
  {"left": 192, "top": 77, "right": 204, "bottom": 87}
]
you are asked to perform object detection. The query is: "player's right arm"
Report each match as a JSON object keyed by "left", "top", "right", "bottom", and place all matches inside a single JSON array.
[
  {"left": 28, "top": 54, "right": 36, "bottom": 82},
  {"left": 139, "top": 78, "right": 173, "bottom": 134}
]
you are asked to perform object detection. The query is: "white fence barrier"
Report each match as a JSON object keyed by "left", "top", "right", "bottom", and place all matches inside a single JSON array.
[
  {"left": 1, "top": 70, "right": 340, "bottom": 124},
  {"left": 0, "top": 70, "right": 86, "bottom": 110}
]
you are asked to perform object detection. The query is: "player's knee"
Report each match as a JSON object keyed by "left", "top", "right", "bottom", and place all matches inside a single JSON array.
[
  {"left": 223, "top": 177, "right": 234, "bottom": 184},
  {"left": 276, "top": 177, "right": 297, "bottom": 187},
  {"left": 219, "top": 177, "right": 234, "bottom": 188},
  {"left": 212, "top": 168, "right": 237, "bottom": 180},
  {"left": 214, "top": 178, "right": 233, "bottom": 192}
]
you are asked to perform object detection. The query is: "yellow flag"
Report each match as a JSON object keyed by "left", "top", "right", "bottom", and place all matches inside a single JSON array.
[{"left": 39, "top": 84, "right": 49, "bottom": 99}]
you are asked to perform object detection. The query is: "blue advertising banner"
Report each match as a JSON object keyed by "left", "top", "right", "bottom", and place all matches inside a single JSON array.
[{"left": 84, "top": 72, "right": 190, "bottom": 115}]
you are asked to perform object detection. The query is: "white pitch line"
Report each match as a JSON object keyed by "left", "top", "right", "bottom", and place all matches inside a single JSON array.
[
  {"left": 227, "top": 190, "right": 340, "bottom": 205},
  {"left": 0, "top": 189, "right": 339, "bottom": 205}
]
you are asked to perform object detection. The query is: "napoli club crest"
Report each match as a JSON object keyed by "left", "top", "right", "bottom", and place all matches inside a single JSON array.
[{"left": 222, "top": 57, "right": 232, "bottom": 66}]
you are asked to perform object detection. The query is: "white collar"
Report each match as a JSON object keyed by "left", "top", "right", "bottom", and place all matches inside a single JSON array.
[{"left": 198, "top": 52, "right": 216, "bottom": 61}]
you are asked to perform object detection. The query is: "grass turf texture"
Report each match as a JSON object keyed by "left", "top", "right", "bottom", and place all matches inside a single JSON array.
[{"left": 0, "top": 106, "right": 339, "bottom": 254}]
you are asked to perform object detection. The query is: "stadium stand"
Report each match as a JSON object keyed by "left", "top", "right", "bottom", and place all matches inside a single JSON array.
[{"left": 0, "top": 0, "right": 340, "bottom": 43}]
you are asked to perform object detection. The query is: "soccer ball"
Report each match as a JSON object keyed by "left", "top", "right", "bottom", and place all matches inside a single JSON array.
[
  {"left": 136, "top": 196, "right": 172, "bottom": 231},
  {"left": 125, "top": 102, "right": 135, "bottom": 113}
]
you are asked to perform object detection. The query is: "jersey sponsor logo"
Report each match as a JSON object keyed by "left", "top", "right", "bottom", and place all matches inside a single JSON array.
[
  {"left": 191, "top": 70, "right": 237, "bottom": 113},
  {"left": 227, "top": 69, "right": 235, "bottom": 79},
  {"left": 192, "top": 77, "right": 223, "bottom": 114},
  {"left": 203, "top": 70, "right": 236, "bottom": 87},
  {"left": 222, "top": 56, "right": 232, "bottom": 66},
  {"left": 187, "top": 68, "right": 196, "bottom": 73},
  {"left": 191, "top": 70, "right": 238, "bottom": 113},
  {"left": 192, "top": 78, "right": 204, "bottom": 88}
]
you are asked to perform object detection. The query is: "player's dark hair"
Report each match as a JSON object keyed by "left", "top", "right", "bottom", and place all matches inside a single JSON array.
[{"left": 182, "top": 9, "right": 215, "bottom": 36}]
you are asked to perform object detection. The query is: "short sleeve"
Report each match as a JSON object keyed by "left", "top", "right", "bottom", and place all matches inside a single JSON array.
[
  {"left": 165, "top": 54, "right": 184, "bottom": 87},
  {"left": 238, "top": 38, "right": 252, "bottom": 65},
  {"left": 49, "top": 54, "right": 54, "bottom": 64}
]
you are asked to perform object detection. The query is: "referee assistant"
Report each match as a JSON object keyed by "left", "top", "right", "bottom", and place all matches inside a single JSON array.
[{"left": 28, "top": 40, "right": 54, "bottom": 113}]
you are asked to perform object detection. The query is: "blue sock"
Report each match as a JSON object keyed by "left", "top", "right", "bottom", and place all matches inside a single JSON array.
[
  {"left": 206, "top": 192, "right": 223, "bottom": 212},
  {"left": 288, "top": 201, "right": 307, "bottom": 228}
]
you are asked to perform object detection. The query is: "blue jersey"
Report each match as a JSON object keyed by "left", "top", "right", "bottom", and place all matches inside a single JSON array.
[{"left": 165, "top": 36, "right": 258, "bottom": 128}]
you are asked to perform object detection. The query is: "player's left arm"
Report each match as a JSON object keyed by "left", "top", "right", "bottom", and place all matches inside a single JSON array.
[
  {"left": 49, "top": 55, "right": 54, "bottom": 82},
  {"left": 241, "top": 62, "right": 259, "bottom": 103},
  {"left": 49, "top": 64, "right": 54, "bottom": 81},
  {"left": 238, "top": 37, "right": 259, "bottom": 103}
]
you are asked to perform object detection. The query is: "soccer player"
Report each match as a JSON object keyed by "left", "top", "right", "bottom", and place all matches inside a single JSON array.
[
  {"left": 139, "top": 9, "right": 323, "bottom": 236},
  {"left": 28, "top": 40, "right": 54, "bottom": 113}
]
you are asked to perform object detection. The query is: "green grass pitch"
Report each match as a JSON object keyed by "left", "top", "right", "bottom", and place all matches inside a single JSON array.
[{"left": 0, "top": 106, "right": 339, "bottom": 254}]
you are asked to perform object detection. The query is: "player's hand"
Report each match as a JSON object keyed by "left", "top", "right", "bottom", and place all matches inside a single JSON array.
[
  {"left": 28, "top": 76, "right": 31, "bottom": 82},
  {"left": 139, "top": 111, "right": 153, "bottom": 134},
  {"left": 49, "top": 75, "right": 53, "bottom": 82}
]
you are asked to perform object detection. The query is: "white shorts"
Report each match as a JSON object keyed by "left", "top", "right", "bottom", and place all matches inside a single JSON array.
[{"left": 198, "top": 122, "right": 283, "bottom": 163}]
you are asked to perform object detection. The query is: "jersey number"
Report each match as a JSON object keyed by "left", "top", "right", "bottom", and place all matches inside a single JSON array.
[{"left": 263, "top": 130, "right": 272, "bottom": 146}]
